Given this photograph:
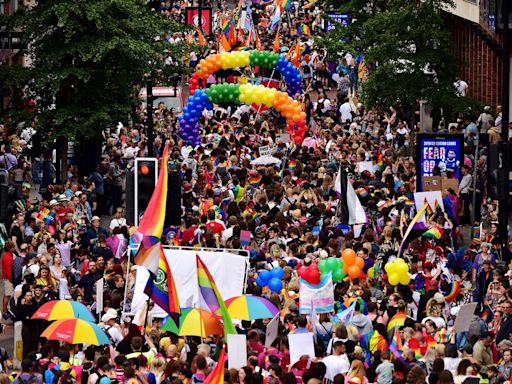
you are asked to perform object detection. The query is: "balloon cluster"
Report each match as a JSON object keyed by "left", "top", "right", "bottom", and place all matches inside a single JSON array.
[
  {"left": 341, "top": 249, "right": 364, "bottom": 280},
  {"left": 384, "top": 258, "right": 410, "bottom": 285},
  {"left": 318, "top": 257, "right": 346, "bottom": 282},
  {"left": 189, "top": 51, "right": 302, "bottom": 97},
  {"left": 275, "top": 56, "right": 302, "bottom": 96},
  {"left": 298, "top": 263, "right": 321, "bottom": 285},
  {"left": 178, "top": 90, "right": 212, "bottom": 146},
  {"left": 180, "top": 83, "right": 307, "bottom": 145},
  {"left": 256, "top": 267, "right": 284, "bottom": 293}
]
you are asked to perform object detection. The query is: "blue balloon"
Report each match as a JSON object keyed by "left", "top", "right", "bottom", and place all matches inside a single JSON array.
[
  {"left": 255, "top": 276, "right": 265, "bottom": 287},
  {"left": 270, "top": 267, "right": 284, "bottom": 279},
  {"left": 268, "top": 278, "right": 283, "bottom": 293},
  {"left": 258, "top": 270, "right": 271, "bottom": 285}
]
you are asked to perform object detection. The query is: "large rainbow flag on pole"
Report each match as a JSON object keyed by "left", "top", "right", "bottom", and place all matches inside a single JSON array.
[
  {"left": 134, "top": 144, "right": 170, "bottom": 275},
  {"left": 197, "top": 255, "right": 237, "bottom": 336}
]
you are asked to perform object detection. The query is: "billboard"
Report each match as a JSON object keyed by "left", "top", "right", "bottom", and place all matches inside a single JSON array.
[
  {"left": 417, "top": 134, "right": 464, "bottom": 191},
  {"left": 324, "top": 12, "right": 350, "bottom": 32},
  {"left": 185, "top": 7, "right": 213, "bottom": 35}
]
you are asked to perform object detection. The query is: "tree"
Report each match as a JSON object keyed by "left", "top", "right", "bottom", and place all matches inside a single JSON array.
[
  {"left": 13, "top": 0, "right": 194, "bottom": 176},
  {"left": 322, "top": 0, "right": 458, "bottom": 116}
]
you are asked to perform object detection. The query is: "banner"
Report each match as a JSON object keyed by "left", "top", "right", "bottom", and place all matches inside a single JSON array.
[
  {"left": 299, "top": 274, "right": 334, "bottom": 314},
  {"left": 186, "top": 7, "right": 213, "bottom": 35},
  {"left": 131, "top": 248, "right": 249, "bottom": 317}
]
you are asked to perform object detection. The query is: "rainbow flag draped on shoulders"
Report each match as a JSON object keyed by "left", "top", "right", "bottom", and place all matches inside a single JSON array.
[
  {"left": 197, "top": 255, "right": 237, "bottom": 335},
  {"left": 387, "top": 311, "right": 408, "bottom": 335}
]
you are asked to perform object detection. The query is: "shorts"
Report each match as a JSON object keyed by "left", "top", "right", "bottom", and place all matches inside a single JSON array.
[{"left": 2, "top": 280, "right": 13, "bottom": 297}]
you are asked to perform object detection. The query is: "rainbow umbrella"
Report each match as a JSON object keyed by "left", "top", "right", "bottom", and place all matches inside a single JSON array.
[
  {"left": 225, "top": 295, "right": 279, "bottom": 320},
  {"left": 32, "top": 300, "right": 95, "bottom": 322},
  {"left": 41, "top": 319, "right": 110, "bottom": 345},
  {"left": 162, "top": 308, "right": 223, "bottom": 337}
]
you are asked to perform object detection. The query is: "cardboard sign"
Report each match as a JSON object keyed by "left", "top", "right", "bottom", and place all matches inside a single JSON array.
[
  {"left": 442, "top": 178, "right": 459, "bottom": 193},
  {"left": 277, "top": 134, "right": 290, "bottom": 144},
  {"left": 228, "top": 334, "right": 247, "bottom": 369},
  {"left": 289, "top": 333, "right": 315, "bottom": 367},
  {"left": 453, "top": 303, "right": 478, "bottom": 332},
  {"left": 96, "top": 278, "right": 104, "bottom": 315},
  {"left": 422, "top": 176, "right": 442, "bottom": 191},
  {"left": 265, "top": 314, "right": 280, "bottom": 348},
  {"left": 259, "top": 145, "right": 275, "bottom": 157},
  {"left": 356, "top": 161, "right": 374, "bottom": 175}
]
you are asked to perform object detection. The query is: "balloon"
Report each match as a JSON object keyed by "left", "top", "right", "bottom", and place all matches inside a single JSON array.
[
  {"left": 308, "top": 268, "right": 321, "bottom": 285},
  {"left": 399, "top": 274, "right": 411, "bottom": 285},
  {"left": 347, "top": 265, "right": 361, "bottom": 280},
  {"left": 270, "top": 267, "right": 284, "bottom": 280},
  {"left": 384, "top": 262, "right": 393, "bottom": 273},
  {"left": 268, "top": 278, "right": 283, "bottom": 293},
  {"left": 318, "top": 259, "right": 328, "bottom": 273},
  {"left": 255, "top": 276, "right": 265, "bottom": 287},
  {"left": 258, "top": 270, "right": 271, "bottom": 285},
  {"left": 326, "top": 257, "right": 338, "bottom": 272},
  {"left": 388, "top": 273, "right": 400, "bottom": 286},
  {"left": 332, "top": 269, "right": 345, "bottom": 282},
  {"left": 298, "top": 266, "right": 307, "bottom": 277},
  {"left": 342, "top": 249, "right": 356, "bottom": 265},
  {"left": 355, "top": 257, "right": 364, "bottom": 269}
]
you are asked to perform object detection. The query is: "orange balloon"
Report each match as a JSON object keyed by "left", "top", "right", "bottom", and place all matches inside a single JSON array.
[
  {"left": 292, "top": 114, "right": 302, "bottom": 123},
  {"left": 355, "top": 256, "right": 364, "bottom": 269},
  {"left": 347, "top": 265, "right": 361, "bottom": 280},
  {"left": 342, "top": 248, "right": 356, "bottom": 265}
]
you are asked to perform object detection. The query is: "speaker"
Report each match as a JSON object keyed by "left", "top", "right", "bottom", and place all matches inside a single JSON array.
[{"left": 165, "top": 171, "right": 182, "bottom": 227}]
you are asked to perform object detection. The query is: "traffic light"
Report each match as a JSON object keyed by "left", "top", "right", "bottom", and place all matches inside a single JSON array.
[{"left": 134, "top": 158, "right": 158, "bottom": 227}]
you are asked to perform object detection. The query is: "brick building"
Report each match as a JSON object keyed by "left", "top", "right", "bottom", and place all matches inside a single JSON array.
[{"left": 444, "top": 0, "right": 510, "bottom": 109}]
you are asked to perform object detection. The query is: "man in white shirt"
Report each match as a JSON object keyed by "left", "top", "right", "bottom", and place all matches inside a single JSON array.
[
  {"left": 339, "top": 98, "right": 353, "bottom": 123},
  {"left": 322, "top": 341, "right": 350, "bottom": 382},
  {"left": 454, "top": 78, "right": 468, "bottom": 96},
  {"left": 101, "top": 309, "right": 123, "bottom": 346}
]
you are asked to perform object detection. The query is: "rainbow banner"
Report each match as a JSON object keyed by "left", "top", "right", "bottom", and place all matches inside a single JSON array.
[
  {"left": 204, "top": 348, "right": 226, "bottom": 384},
  {"left": 144, "top": 244, "right": 180, "bottom": 317},
  {"left": 197, "top": 255, "right": 237, "bottom": 335}
]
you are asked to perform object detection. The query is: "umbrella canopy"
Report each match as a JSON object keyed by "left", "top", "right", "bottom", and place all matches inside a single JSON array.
[
  {"left": 225, "top": 295, "right": 279, "bottom": 320},
  {"left": 162, "top": 308, "right": 223, "bottom": 337},
  {"left": 41, "top": 319, "right": 110, "bottom": 346},
  {"left": 32, "top": 300, "right": 95, "bottom": 322},
  {"left": 250, "top": 156, "right": 281, "bottom": 166}
]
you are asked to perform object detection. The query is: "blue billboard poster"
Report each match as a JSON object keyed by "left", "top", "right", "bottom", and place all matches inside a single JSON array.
[
  {"left": 324, "top": 12, "right": 350, "bottom": 32},
  {"left": 416, "top": 134, "right": 464, "bottom": 191}
]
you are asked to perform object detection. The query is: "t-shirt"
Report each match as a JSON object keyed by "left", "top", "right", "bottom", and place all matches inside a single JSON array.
[
  {"left": 375, "top": 361, "right": 394, "bottom": 384},
  {"left": 1, "top": 251, "right": 13, "bottom": 280},
  {"left": 322, "top": 354, "right": 350, "bottom": 381}
]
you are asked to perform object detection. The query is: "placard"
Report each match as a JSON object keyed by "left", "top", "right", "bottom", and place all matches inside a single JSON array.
[
  {"left": 453, "top": 303, "right": 478, "bottom": 332},
  {"left": 259, "top": 145, "right": 275, "bottom": 157},
  {"left": 228, "top": 334, "right": 247, "bottom": 369},
  {"left": 422, "top": 176, "right": 442, "bottom": 191},
  {"left": 265, "top": 314, "right": 280, "bottom": 348},
  {"left": 96, "top": 278, "right": 104, "bottom": 315},
  {"left": 289, "top": 333, "right": 315, "bottom": 367},
  {"left": 324, "top": 12, "right": 350, "bottom": 32},
  {"left": 414, "top": 191, "right": 444, "bottom": 222},
  {"left": 277, "top": 134, "right": 290, "bottom": 144},
  {"left": 356, "top": 161, "right": 374, "bottom": 175}
]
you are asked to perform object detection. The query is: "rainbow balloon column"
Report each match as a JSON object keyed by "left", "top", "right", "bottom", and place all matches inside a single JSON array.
[
  {"left": 178, "top": 83, "right": 307, "bottom": 145},
  {"left": 189, "top": 51, "right": 303, "bottom": 97}
]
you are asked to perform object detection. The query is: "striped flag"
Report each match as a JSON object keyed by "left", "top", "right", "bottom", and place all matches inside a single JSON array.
[
  {"left": 196, "top": 255, "right": 237, "bottom": 335},
  {"left": 144, "top": 244, "right": 180, "bottom": 317},
  {"left": 389, "top": 328, "right": 403, "bottom": 361},
  {"left": 335, "top": 166, "right": 366, "bottom": 225},
  {"left": 204, "top": 348, "right": 226, "bottom": 384}
]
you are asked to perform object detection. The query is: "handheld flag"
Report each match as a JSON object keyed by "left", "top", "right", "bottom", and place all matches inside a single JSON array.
[
  {"left": 144, "top": 245, "right": 180, "bottom": 316},
  {"left": 273, "top": 30, "right": 280, "bottom": 53},
  {"left": 197, "top": 30, "right": 207, "bottom": 46},
  {"left": 197, "top": 255, "right": 237, "bottom": 335},
  {"left": 292, "top": 40, "right": 301, "bottom": 67},
  {"left": 204, "top": 348, "right": 226, "bottom": 384},
  {"left": 397, "top": 203, "right": 429, "bottom": 257},
  {"left": 335, "top": 166, "right": 367, "bottom": 225}
]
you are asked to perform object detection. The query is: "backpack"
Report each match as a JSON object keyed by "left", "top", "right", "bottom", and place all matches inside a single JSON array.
[
  {"left": 51, "top": 368, "right": 74, "bottom": 384},
  {"left": 16, "top": 374, "right": 34, "bottom": 384},
  {"left": 81, "top": 362, "right": 96, "bottom": 384}
]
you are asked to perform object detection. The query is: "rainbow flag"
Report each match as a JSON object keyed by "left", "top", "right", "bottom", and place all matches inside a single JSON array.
[
  {"left": 397, "top": 203, "right": 429, "bottom": 257},
  {"left": 312, "top": 238, "right": 319, "bottom": 250},
  {"left": 389, "top": 328, "right": 403, "bottom": 361},
  {"left": 378, "top": 200, "right": 394, "bottom": 211},
  {"left": 355, "top": 187, "right": 368, "bottom": 198},
  {"left": 424, "top": 198, "right": 433, "bottom": 216},
  {"left": 232, "top": 185, "right": 245, "bottom": 202},
  {"left": 204, "top": 348, "right": 226, "bottom": 384},
  {"left": 134, "top": 235, "right": 161, "bottom": 275},
  {"left": 445, "top": 280, "right": 461, "bottom": 302},
  {"left": 270, "top": 5, "right": 281, "bottom": 30},
  {"left": 422, "top": 225, "right": 443, "bottom": 240},
  {"left": 387, "top": 312, "right": 407, "bottom": 335},
  {"left": 37, "top": 208, "right": 55, "bottom": 224},
  {"left": 434, "top": 199, "right": 442, "bottom": 212},
  {"left": 281, "top": 0, "right": 292, "bottom": 11},
  {"left": 297, "top": 24, "right": 311, "bottom": 37},
  {"left": 197, "top": 255, "right": 237, "bottom": 335},
  {"left": 249, "top": 174, "right": 262, "bottom": 187},
  {"left": 137, "top": 144, "right": 169, "bottom": 239},
  {"left": 144, "top": 245, "right": 180, "bottom": 317},
  {"left": 288, "top": 159, "right": 297, "bottom": 173}
]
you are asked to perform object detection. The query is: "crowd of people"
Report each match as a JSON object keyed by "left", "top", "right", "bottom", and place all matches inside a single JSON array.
[{"left": 0, "top": 0, "right": 511, "bottom": 383}]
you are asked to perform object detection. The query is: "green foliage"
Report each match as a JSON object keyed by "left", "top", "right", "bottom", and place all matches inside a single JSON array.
[
  {"left": 13, "top": 0, "right": 192, "bottom": 140},
  {"left": 321, "top": 0, "right": 458, "bottom": 112}
]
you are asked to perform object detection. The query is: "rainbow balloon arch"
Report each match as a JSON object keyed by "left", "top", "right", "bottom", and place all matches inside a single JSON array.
[
  {"left": 178, "top": 83, "right": 307, "bottom": 146},
  {"left": 189, "top": 50, "right": 303, "bottom": 97}
]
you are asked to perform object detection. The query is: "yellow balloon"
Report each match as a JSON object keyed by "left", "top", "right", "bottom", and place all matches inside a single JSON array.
[{"left": 239, "top": 51, "right": 250, "bottom": 67}]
